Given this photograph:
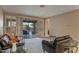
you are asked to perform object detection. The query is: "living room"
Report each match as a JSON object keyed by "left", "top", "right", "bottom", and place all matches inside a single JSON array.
[{"left": 0, "top": 5, "right": 79, "bottom": 53}]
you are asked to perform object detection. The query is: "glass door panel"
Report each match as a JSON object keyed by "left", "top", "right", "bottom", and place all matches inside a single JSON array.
[{"left": 7, "top": 19, "right": 16, "bottom": 35}]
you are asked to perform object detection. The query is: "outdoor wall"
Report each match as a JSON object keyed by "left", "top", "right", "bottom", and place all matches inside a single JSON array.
[{"left": 50, "top": 10, "right": 79, "bottom": 42}]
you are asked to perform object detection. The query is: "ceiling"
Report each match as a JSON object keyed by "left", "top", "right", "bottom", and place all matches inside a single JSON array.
[{"left": 1, "top": 5, "right": 79, "bottom": 17}]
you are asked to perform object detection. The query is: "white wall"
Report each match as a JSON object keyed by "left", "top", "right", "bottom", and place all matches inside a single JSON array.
[
  {"left": 50, "top": 10, "right": 79, "bottom": 42},
  {"left": 0, "top": 8, "right": 3, "bottom": 35}
]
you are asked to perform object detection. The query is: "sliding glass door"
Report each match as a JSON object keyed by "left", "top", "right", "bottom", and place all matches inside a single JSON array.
[{"left": 22, "top": 21, "right": 36, "bottom": 38}]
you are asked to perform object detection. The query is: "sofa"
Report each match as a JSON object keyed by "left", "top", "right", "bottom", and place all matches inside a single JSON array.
[{"left": 42, "top": 35, "right": 75, "bottom": 53}]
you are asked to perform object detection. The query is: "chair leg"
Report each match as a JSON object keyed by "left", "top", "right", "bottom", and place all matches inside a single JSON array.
[{"left": 75, "top": 47, "right": 78, "bottom": 53}]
